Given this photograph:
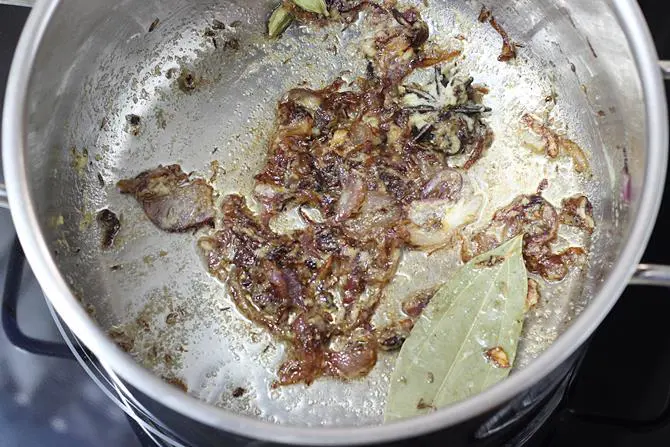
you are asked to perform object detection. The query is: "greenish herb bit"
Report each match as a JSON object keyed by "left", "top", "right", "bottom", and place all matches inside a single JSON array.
[
  {"left": 384, "top": 235, "right": 528, "bottom": 422},
  {"left": 292, "top": 0, "right": 329, "bottom": 16},
  {"left": 268, "top": 5, "right": 293, "bottom": 39}
]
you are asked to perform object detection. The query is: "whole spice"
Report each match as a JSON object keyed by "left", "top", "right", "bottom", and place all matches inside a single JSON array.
[
  {"left": 292, "top": 0, "right": 329, "bottom": 16},
  {"left": 385, "top": 235, "right": 528, "bottom": 421},
  {"left": 268, "top": 5, "right": 293, "bottom": 38}
]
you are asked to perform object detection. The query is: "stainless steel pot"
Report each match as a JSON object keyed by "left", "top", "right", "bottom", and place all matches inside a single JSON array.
[{"left": 2, "top": 0, "right": 670, "bottom": 445}]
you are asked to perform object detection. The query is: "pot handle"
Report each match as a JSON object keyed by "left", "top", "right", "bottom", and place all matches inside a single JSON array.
[
  {"left": 0, "top": 184, "right": 7, "bottom": 209},
  {"left": 1, "top": 236, "right": 74, "bottom": 359},
  {"left": 0, "top": 0, "right": 34, "bottom": 6},
  {"left": 0, "top": 0, "right": 33, "bottom": 206},
  {"left": 630, "top": 264, "right": 670, "bottom": 287},
  {"left": 661, "top": 60, "right": 670, "bottom": 80}
]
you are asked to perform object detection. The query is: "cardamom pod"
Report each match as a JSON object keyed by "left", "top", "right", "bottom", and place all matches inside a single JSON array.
[
  {"left": 268, "top": 5, "right": 293, "bottom": 38},
  {"left": 292, "top": 0, "right": 329, "bottom": 16}
]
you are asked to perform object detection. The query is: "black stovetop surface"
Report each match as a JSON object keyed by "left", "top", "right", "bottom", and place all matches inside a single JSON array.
[{"left": 2, "top": 2, "right": 670, "bottom": 446}]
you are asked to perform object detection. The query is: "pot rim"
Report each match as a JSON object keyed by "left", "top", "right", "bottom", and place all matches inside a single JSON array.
[{"left": 2, "top": 0, "right": 667, "bottom": 444}]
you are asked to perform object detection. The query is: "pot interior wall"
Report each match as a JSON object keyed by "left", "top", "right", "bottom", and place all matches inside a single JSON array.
[{"left": 19, "top": 0, "right": 642, "bottom": 427}]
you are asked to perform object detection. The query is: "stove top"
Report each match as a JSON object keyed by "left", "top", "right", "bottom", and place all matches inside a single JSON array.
[{"left": 1, "top": 2, "right": 670, "bottom": 446}]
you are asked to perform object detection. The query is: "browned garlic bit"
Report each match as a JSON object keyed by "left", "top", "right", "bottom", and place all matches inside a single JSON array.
[
  {"left": 484, "top": 346, "right": 511, "bottom": 368},
  {"left": 560, "top": 194, "right": 595, "bottom": 233},
  {"left": 526, "top": 278, "right": 541, "bottom": 310},
  {"left": 478, "top": 6, "right": 518, "bottom": 62},
  {"left": 521, "top": 113, "right": 590, "bottom": 174}
]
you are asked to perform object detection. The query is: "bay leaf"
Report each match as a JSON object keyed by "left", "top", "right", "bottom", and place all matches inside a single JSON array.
[
  {"left": 292, "top": 0, "right": 329, "bottom": 16},
  {"left": 384, "top": 234, "right": 528, "bottom": 422},
  {"left": 268, "top": 5, "right": 293, "bottom": 39}
]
